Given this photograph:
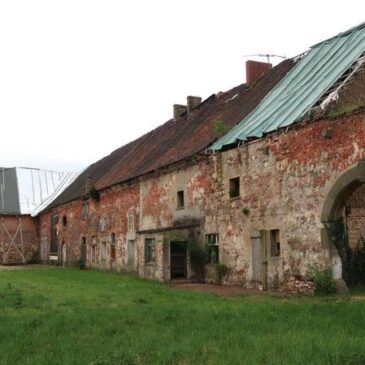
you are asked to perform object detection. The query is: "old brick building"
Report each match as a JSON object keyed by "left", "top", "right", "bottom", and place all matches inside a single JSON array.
[
  {"left": 38, "top": 23, "right": 365, "bottom": 291},
  {"left": 0, "top": 167, "right": 77, "bottom": 264}
]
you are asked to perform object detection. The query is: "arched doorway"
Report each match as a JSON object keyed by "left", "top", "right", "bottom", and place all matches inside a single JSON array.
[{"left": 321, "top": 160, "right": 365, "bottom": 285}]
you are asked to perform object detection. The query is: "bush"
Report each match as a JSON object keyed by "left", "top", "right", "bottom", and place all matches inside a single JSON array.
[
  {"left": 74, "top": 259, "right": 86, "bottom": 270},
  {"left": 307, "top": 265, "right": 336, "bottom": 295},
  {"left": 214, "top": 263, "right": 229, "bottom": 285},
  {"left": 188, "top": 240, "right": 208, "bottom": 282}
]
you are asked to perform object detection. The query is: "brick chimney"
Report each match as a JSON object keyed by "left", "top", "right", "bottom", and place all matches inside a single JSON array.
[
  {"left": 187, "top": 96, "right": 202, "bottom": 114},
  {"left": 173, "top": 104, "right": 187, "bottom": 121},
  {"left": 246, "top": 60, "right": 272, "bottom": 86}
]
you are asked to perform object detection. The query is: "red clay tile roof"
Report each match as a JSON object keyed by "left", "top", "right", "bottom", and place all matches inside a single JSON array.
[{"left": 45, "top": 59, "right": 296, "bottom": 211}]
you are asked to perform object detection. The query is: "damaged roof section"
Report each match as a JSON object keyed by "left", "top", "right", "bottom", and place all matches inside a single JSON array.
[
  {"left": 212, "top": 22, "right": 365, "bottom": 151},
  {"left": 0, "top": 167, "right": 78, "bottom": 216},
  {"left": 45, "top": 59, "right": 295, "bottom": 211}
]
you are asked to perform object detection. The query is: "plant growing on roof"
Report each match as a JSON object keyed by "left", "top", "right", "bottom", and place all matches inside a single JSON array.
[
  {"left": 212, "top": 120, "right": 229, "bottom": 138},
  {"left": 89, "top": 184, "right": 100, "bottom": 201}
]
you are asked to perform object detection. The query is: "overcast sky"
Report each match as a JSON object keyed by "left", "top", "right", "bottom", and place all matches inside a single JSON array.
[{"left": 0, "top": 1, "right": 364, "bottom": 172}]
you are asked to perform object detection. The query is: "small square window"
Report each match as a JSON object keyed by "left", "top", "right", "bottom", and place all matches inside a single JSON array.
[
  {"left": 177, "top": 190, "right": 185, "bottom": 209},
  {"left": 229, "top": 177, "right": 240, "bottom": 198},
  {"left": 270, "top": 230, "right": 280, "bottom": 257},
  {"left": 206, "top": 234, "right": 219, "bottom": 263},
  {"left": 145, "top": 238, "right": 156, "bottom": 264}
]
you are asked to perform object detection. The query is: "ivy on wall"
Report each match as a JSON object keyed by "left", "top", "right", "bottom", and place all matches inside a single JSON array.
[{"left": 325, "top": 219, "right": 365, "bottom": 286}]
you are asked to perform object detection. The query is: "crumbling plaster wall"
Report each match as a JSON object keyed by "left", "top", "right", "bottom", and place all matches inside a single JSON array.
[
  {"left": 207, "top": 112, "right": 365, "bottom": 287},
  {"left": 38, "top": 111, "right": 365, "bottom": 288}
]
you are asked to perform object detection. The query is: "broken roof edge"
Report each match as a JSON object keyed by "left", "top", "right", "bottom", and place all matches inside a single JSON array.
[
  {"left": 311, "top": 22, "right": 365, "bottom": 49},
  {"left": 211, "top": 22, "right": 365, "bottom": 152}
]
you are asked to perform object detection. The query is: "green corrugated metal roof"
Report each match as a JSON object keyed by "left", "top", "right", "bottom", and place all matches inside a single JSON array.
[{"left": 212, "top": 22, "right": 365, "bottom": 151}]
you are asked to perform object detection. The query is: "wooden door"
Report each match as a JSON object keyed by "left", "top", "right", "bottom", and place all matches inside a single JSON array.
[{"left": 170, "top": 241, "right": 187, "bottom": 279}]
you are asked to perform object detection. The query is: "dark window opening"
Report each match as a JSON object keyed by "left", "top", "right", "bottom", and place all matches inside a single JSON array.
[
  {"left": 177, "top": 190, "right": 185, "bottom": 209},
  {"left": 145, "top": 238, "right": 156, "bottom": 264},
  {"left": 110, "top": 233, "right": 116, "bottom": 261},
  {"left": 91, "top": 235, "right": 97, "bottom": 262},
  {"left": 80, "top": 237, "right": 87, "bottom": 261},
  {"left": 206, "top": 234, "right": 219, "bottom": 263},
  {"left": 270, "top": 229, "right": 280, "bottom": 257},
  {"left": 82, "top": 201, "right": 89, "bottom": 219},
  {"left": 229, "top": 177, "right": 240, "bottom": 198},
  {"left": 62, "top": 215, "right": 67, "bottom": 227}
]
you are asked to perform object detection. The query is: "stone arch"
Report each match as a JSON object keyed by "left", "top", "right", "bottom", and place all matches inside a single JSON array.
[
  {"left": 321, "top": 159, "right": 365, "bottom": 281},
  {"left": 321, "top": 160, "right": 365, "bottom": 222}
]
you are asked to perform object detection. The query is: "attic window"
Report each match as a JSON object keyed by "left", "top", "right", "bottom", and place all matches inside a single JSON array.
[
  {"left": 229, "top": 177, "right": 240, "bottom": 198},
  {"left": 177, "top": 190, "right": 185, "bottom": 209}
]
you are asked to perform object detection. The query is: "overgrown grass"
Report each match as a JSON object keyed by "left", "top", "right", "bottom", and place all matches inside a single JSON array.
[{"left": 0, "top": 268, "right": 365, "bottom": 365}]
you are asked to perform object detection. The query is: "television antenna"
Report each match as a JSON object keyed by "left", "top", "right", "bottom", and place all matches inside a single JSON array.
[{"left": 243, "top": 54, "right": 287, "bottom": 64}]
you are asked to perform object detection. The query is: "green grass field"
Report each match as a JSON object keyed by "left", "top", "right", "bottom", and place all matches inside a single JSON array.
[{"left": 0, "top": 268, "right": 365, "bottom": 365}]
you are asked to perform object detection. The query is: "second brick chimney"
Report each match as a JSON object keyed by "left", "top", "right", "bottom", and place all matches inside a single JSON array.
[
  {"left": 246, "top": 60, "right": 272, "bottom": 86},
  {"left": 187, "top": 96, "right": 202, "bottom": 114}
]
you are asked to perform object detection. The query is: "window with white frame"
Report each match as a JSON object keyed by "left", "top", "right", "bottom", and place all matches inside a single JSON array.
[
  {"left": 206, "top": 234, "right": 219, "bottom": 263},
  {"left": 145, "top": 238, "right": 156, "bottom": 264}
]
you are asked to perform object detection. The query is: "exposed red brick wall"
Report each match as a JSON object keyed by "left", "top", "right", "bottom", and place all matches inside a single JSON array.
[
  {"left": 346, "top": 184, "right": 365, "bottom": 249},
  {"left": 0, "top": 215, "right": 38, "bottom": 264}
]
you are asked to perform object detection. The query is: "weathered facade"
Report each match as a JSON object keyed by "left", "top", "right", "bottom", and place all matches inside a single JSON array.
[{"left": 38, "top": 23, "right": 365, "bottom": 292}]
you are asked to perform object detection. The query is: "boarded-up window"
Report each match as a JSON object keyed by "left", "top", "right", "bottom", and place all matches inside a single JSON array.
[
  {"left": 145, "top": 238, "right": 155, "bottom": 264},
  {"left": 110, "top": 233, "right": 116, "bottom": 261}
]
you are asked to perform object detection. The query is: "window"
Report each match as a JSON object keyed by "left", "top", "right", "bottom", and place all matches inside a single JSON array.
[
  {"left": 101, "top": 241, "right": 107, "bottom": 261},
  {"left": 229, "top": 177, "right": 240, "bottom": 198},
  {"left": 82, "top": 201, "right": 89, "bottom": 219},
  {"left": 128, "top": 212, "right": 135, "bottom": 232},
  {"left": 91, "top": 235, "right": 97, "bottom": 262},
  {"left": 91, "top": 246, "right": 96, "bottom": 262},
  {"left": 177, "top": 190, "right": 185, "bottom": 209},
  {"left": 110, "top": 233, "right": 116, "bottom": 261},
  {"left": 206, "top": 234, "right": 219, "bottom": 263},
  {"left": 270, "top": 229, "right": 280, "bottom": 257},
  {"left": 145, "top": 238, "right": 156, "bottom": 264},
  {"left": 62, "top": 215, "right": 67, "bottom": 227}
]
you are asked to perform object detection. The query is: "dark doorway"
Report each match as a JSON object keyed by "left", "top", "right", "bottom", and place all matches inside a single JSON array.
[{"left": 170, "top": 241, "right": 187, "bottom": 279}]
